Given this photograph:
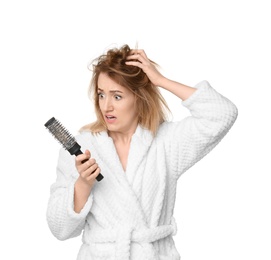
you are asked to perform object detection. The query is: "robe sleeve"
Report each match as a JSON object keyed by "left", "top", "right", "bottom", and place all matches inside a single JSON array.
[
  {"left": 162, "top": 80, "right": 238, "bottom": 179},
  {"left": 46, "top": 147, "right": 93, "bottom": 240}
]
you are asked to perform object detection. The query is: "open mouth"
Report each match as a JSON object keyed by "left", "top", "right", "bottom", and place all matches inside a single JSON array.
[
  {"left": 105, "top": 115, "right": 117, "bottom": 123},
  {"left": 106, "top": 116, "right": 116, "bottom": 119}
]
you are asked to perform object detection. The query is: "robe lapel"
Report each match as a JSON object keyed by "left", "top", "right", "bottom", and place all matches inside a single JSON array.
[
  {"left": 81, "top": 128, "right": 167, "bottom": 258},
  {"left": 83, "top": 127, "right": 155, "bottom": 229},
  {"left": 90, "top": 131, "right": 128, "bottom": 186},
  {"left": 88, "top": 126, "right": 153, "bottom": 187},
  {"left": 125, "top": 125, "right": 153, "bottom": 185}
]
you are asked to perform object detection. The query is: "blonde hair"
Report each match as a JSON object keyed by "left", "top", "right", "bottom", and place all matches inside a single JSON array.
[{"left": 81, "top": 44, "right": 170, "bottom": 136}]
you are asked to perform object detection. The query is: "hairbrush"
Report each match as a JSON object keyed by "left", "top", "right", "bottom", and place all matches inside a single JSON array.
[{"left": 44, "top": 117, "right": 104, "bottom": 182}]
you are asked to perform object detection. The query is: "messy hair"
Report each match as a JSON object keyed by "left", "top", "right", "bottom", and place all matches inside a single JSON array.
[{"left": 80, "top": 44, "right": 170, "bottom": 135}]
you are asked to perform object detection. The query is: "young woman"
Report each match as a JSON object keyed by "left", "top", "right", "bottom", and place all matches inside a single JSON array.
[{"left": 47, "top": 44, "right": 238, "bottom": 260}]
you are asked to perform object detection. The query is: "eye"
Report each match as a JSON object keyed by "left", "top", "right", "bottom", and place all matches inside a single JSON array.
[
  {"left": 114, "top": 95, "right": 122, "bottom": 100},
  {"left": 98, "top": 92, "right": 105, "bottom": 99}
]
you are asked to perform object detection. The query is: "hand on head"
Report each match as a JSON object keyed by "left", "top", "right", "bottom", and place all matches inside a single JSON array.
[{"left": 125, "top": 49, "right": 165, "bottom": 87}]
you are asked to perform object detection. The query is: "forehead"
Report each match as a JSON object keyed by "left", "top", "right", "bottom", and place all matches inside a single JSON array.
[{"left": 98, "top": 73, "right": 128, "bottom": 92}]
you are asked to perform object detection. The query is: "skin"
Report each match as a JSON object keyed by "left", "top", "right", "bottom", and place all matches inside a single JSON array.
[
  {"left": 97, "top": 72, "right": 139, "bottom": 172},
  {"left": 74, "top": 49, "right": 197, "bottom": 213}
]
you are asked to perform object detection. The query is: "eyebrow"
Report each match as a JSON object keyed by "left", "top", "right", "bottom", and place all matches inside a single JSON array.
[{"left": 98, "top": 88, "right": 123, "bottom": 93}]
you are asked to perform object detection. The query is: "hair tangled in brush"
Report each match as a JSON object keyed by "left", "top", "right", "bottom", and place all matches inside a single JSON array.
[{"left": 81, "top": 44, "right": 170, "bottom": 135}]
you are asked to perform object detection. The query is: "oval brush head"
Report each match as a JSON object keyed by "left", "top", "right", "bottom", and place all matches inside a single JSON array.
[{"left": 45, "top": 117, "right": 76, "bottom": 151}]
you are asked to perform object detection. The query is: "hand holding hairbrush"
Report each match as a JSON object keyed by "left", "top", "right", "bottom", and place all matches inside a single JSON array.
[{"left": 44, "top": 117, "right": 104, "bottom": 182}]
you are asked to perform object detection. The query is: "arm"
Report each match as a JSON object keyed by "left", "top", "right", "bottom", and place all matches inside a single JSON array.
[
  {"left": 126, "top": 50, "right": 238, "bottom": 177},
  {"left": 74, "top": 149, "right": 100, "bottom": 213},
  {"left": 161, "top": 80, "right": 238, "bottom": 177},
  {"left": 46, "top": 148, "right": 94, "bottom": 240},
  {"left": 125, "top": 49, "right": 196, "bottom": 100}
]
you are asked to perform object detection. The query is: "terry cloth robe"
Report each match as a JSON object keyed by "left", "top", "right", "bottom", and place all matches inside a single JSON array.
[{"left": 46, "top": 80, "right": 238, "bottom": 260}]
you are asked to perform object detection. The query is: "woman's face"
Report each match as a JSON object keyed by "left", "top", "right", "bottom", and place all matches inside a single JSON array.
[{"left": 97, "top": 73, "right": 138, "bottom": 134}]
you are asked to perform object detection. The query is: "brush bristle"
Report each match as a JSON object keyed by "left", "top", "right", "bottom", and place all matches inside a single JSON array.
[{"left": 44, "top": 117, "right": 76, "bottom": 150}]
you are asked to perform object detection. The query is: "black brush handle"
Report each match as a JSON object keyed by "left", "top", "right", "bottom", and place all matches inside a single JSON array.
[
  {"left": 44, "top": 116, "right": 104, "bottom": 182},
  {"left": 75, "top": 150, "right": 104, "bottom": 182},
  {"left": 69, "top": 143, "right": 104, "bottom": 182}
]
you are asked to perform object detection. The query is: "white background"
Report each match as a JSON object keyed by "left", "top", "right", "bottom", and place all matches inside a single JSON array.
[{"left": 1, "top": 0, "right": 270, "bottom": 259}]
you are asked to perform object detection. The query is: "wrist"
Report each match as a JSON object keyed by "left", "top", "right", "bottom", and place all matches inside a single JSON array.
[
  {"left": 156, "top": 76, "right": 170, "bottom": 88},
  {"left": 75, "top": 177, "right": 92, "bottom": 193},
  {"left": 74, "top": 177, "right": 92, "bottom": 213}
]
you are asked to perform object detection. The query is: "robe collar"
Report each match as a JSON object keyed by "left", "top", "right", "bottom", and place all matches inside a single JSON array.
[
  {"left": 89, "top": 124, "right": 153, "bottom": 184},
  {"left": 97, "top": 124, "right": 153, "bottom": 147}
]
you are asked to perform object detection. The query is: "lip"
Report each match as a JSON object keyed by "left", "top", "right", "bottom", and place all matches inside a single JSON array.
[{"left": 104, "top": 114, "right": 117, "bottom": 123}]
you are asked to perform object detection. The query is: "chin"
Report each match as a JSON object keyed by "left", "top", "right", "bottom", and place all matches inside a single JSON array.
[
  {"left": 106, "top": 125, "right": 118, "bottom": 132},
  {"left": 107, "top": 125, "right": 128, "bottom": 134}
]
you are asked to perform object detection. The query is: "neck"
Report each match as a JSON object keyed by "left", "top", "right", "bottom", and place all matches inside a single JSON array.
[{"left": 108, "top": 127, "right": 137, "bottom": 144}]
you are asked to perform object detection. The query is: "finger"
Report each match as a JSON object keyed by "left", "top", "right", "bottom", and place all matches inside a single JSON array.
[
  {"left": 89, "top": 163, "right": 98, "bottom": 174},
  {"left": 129, "top": 49, "right": 143, "bottom": 54},
  {"left": 81, "top": 163, "right": 98, "bottom": 178},
  {"left": 87, "top": 167, "right": 101, "bottom": 181},
  {"left": 129, "top": 49, "right": 139, "bottom": 55},
  {"left": 75, "top": 153, "right": 89, "bottom": 166},
  {"left": 85, "top": 149, "right": 91, "bottom": 157},
  {"left": 76, "top": 149, "right": 92, "bottom": 165},
  {"left": 129, "top": 49, "right": 148, "bottom": 59},
  {"left": 82, "top": 158, "right": 96, "bottom": 173},
  {"left": 76, "top": 156, "right": 94, "bottom": 176},
  {"left": 125, "top": 60, "right": 143, "bottom": 69},
  {"left": 85, "top": 158, "right": 96, "bottom": 170},
  {"left": 126, "top": 53, "right": 144, "bottom": 62}
]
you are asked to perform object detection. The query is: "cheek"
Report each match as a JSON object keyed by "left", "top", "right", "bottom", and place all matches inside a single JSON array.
[
  {"left": 128, "top": 103, "right": 138, "bottom": 119},
  {"left": 98, "top": 99, "right": 105, "bottom": 111}
]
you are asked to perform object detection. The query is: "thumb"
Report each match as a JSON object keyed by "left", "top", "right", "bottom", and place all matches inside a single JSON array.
[{"left": 85, "top": 149, "right": 91, "bottom": 158}]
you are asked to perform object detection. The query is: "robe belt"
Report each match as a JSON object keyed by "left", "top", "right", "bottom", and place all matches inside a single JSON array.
[{"left": 83, "top": 219, "right": 177, "bottom": 260}]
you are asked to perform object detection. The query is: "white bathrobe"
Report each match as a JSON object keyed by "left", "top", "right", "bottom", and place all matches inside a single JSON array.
[{"left": 47, "top": 80, "right": 238, "bottom": 260}]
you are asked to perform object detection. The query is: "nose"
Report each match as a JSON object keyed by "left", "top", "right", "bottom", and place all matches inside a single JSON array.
[{"left": 102, "top": 97, "right": 114, "bottom": 112}]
